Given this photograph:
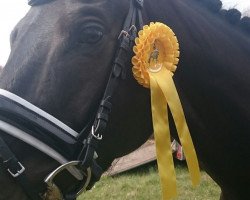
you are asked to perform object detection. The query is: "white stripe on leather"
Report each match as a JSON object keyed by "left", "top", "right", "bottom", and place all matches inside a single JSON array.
[
  {"left": 0, "top": 89, "right": 78, "bottom": 137},
  {"left": 0, "top": 120, "right": 83, "bottom": 180}
]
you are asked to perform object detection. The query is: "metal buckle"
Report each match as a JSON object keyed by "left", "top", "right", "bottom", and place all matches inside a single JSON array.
[
  {"left": 7, "top": 162, "right": 25, "bottom": 178},
  {"left": 129, "top": 25, "right": 137, "bottom": 33},
  {"left": 118, "top": 25, "right": 138, "bottom": 41},
  {"left": 118, "top": 30, "right": 130, "bottom": 39},
  {"left": 91, "top": 126, "right": 103, "bottom": 140},
  {"left": 118, "top": 25, "right": 137, "bottom": 40},
  {"left": 45, "top": 161, "right": 92, "bottom": 197}
]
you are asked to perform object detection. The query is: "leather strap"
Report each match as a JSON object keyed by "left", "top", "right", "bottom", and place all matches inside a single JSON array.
[
  {"left": 77, "top": 0, "right": 144, "bottom": 189},
  {"left": 0, "top": 136, "right": 42, "bottom": 200},
  {"left": 14, "top": 0, "right": 145, "bottom": 199}
]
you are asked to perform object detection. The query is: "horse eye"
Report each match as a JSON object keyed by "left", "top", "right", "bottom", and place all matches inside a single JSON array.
[{"left": 80, "top": 27, "right": 103, "bottom": 44}]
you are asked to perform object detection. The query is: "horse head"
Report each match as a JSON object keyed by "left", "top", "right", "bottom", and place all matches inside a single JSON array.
[
  {"left": 0, "top": 0, "right": 152, "bottom": 199},
  {"left": 2, "top": 0, "right": 153, "bottom": 159}
]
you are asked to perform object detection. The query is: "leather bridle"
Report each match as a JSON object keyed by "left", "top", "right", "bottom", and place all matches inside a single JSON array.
[{"left": 0, "top": 0, "right": 144, "bottom": 199}]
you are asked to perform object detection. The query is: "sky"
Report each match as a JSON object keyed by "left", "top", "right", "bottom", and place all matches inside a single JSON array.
[{"left": 0, "top": 0, "right": 250, "bottom": 66}]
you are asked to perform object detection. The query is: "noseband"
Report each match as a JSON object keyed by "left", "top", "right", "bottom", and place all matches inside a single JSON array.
[{"left": 0, "top": 0, "right": 144, "bottom": 199}]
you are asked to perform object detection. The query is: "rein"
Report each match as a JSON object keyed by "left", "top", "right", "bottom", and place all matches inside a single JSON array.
[{"left": 0, "top": 0, "right": 144, "bottom": 199}]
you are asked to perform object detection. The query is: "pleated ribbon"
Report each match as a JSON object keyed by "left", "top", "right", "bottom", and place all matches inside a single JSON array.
[{"left": 132, "top": 22, "right": 201, "bottom": 199}]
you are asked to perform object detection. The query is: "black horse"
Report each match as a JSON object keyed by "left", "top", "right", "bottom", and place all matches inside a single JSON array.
[{"left": 0, "top": 0, "right": 250, "bottom": 199}]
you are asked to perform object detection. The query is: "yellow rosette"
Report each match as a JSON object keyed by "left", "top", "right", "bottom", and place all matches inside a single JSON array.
[{"left": 132, "top": 22, "right": 201, "bottom": 199}]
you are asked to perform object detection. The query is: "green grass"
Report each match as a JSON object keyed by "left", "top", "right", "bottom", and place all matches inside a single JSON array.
[{"left": 78, "top": 162, "right": 220, "bottom": 200}]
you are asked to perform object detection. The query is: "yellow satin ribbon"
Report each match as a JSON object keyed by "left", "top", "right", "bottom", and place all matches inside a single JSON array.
[
  {"left": 131, "top": 22, "right": 200, "bottom": 199},
  {"left": 149, "top": 67, "right": 201, "bottom": 199}
]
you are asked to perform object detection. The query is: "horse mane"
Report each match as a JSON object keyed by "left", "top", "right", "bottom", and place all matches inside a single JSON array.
[{"left": 197, "top": 0, "right": 250, "bottom": 35}]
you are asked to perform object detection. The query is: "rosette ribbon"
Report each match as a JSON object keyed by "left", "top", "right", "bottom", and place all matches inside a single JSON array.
[{"left": 132, "top": 22, "right": 201, "bottom": 199}]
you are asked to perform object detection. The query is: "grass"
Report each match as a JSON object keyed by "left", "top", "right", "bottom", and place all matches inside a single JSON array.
[{"left": 78, "top": 161, "right": 220, "bottom": 200}]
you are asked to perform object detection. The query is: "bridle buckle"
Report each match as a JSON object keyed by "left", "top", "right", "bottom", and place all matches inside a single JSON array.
[
  {"left": 118, "top": 30, "right": 130, "bottom": 39},
  {"left": 7, "top": 162, "right": 25, "bottom": 178},
  {"left": 91, "top": 126, "right": 103, "bottom": 140},
  {"left": 118, "top": 25, "right": 137, "bottom": 40}
]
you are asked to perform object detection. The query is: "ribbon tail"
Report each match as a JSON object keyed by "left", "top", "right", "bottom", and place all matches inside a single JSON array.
[
  {"left": 152, "top": 68, "right": 201, "bottom": 186},
  {"left": 150, "top": 75, "right": 177, "bottom": 200}
]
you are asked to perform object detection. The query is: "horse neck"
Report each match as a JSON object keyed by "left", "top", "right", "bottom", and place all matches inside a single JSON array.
[{"left": 144, "top": 0, "right": 250, "bottom": 186}]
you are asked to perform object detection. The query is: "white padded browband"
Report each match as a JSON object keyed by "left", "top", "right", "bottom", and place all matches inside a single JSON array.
[{"left": 0, "top": 89, "right": 78, "bottom": 138}]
